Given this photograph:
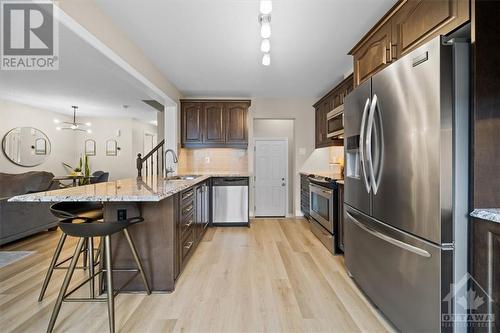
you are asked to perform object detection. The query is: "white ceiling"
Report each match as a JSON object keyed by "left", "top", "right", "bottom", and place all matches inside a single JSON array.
[
  {"left": 95, "top": 0, "right": 396, "bottom": 98},
  {"left": 0, "top": 18, "right": 163, "bottom": 122}
]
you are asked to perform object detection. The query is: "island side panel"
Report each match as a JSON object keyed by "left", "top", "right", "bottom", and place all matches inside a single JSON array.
[{"left": 105, "top": 195, "right": 179, "bottom": 292}]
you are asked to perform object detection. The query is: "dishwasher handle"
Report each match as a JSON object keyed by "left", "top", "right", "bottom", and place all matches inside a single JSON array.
[{"left": 212, "top": 177, "right": 248, "bottom": 186}]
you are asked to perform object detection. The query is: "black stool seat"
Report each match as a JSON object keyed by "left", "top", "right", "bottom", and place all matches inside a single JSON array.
[
  {"left": 59, "top": 217, "right": 143, "bottom": 238},
  {"left": 50, "top": 202, "right": 104, "bottom": 220},
  {"left": 46, "top": 215, "right": 151, "bottom": 333}
]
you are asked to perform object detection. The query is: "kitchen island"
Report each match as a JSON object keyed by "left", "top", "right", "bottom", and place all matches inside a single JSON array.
[{"left": 9, "top": 173, "right": 249, "bottom": 292}]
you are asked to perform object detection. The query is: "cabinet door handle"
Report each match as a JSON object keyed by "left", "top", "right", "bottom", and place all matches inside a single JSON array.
[
  {"left": 184, "top": 241, "right": 194, "bottom": 250},
  {"left": 185, "top": 219, "right": 193, "bottom": 228},
  {"left": 183, "top": 191, "right": 194, "bottom": 200},
  {"left": 183, "top": 204, "right": 193, "bottom": 214}
]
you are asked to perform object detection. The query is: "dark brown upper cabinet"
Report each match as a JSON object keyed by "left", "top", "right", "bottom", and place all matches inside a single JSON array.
[
  {"left": 203, "top": 102, "right": 225, "bottom": 144},
  {"left": 352, "top": 22, "right": 393, "bottom": 87},
  {"left": 349, "top": 0, "right": 469, "bottom": 87},
  {"left": 181, "top": 102, "right": 203, "bottom": 144},
  {"left": 181, "top": 99, "right": 250, "bottom": 149},
  {"left": 313, "top": 74, "right": 353, "bottom": 149},
  {"left": 225, "top": 102, "right": 248, "bottom": 144},
  {"left": 392, "top": 0, "right": 469, "bottom": 59}
]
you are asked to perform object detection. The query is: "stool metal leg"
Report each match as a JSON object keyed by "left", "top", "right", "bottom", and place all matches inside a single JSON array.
[
  {"left": 97, "top": 236, "right": 105, "bottom": 296},
  {"left": 123, "top": 228, "right": 151, "bottom": 294},
  {"left": 47, "top": 237, "right": 85, "bottom": 333},
  {"left": 82, "top": 238, "right": 88, "bottom": 270},
  {"left": 38, "top": 233, "right": 67, "bottom": 302},
  {"left": 88, "top": 237, "right": 95, "bottom": 298},
  {"left": 104, "top": 235, "right": 115, "bottom": 333}
]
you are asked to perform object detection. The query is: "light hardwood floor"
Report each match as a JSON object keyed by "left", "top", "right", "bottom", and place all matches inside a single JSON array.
[{"left": 0, "top": 218, "right": 393, "bottom": 332}]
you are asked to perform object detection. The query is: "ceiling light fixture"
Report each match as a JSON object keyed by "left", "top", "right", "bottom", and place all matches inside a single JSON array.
[
  {"left": 260, "top": 0, "right": 272, "bottom": 14},
  {"left": 260, "top": 18, "right": 271, "bottom": 38},
  {"left": 258, "top": 1, "right": 272, "bottom": 66},
  {"left": 56, "top": 106, "right": 92, "bottom": 133},
  {"left": 260, "top": 39, "right": 271, "bottom": 53},
  {"left": 262, "top": 53, "right": 271, "bottom": 66}
]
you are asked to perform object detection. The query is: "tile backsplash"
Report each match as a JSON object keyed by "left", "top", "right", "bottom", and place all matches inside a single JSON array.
[
  {"left": 329, "top": 146, "right": 344, "bottom": 174},
  {"left": 178, "top": 148, "right": 248, "bottom": 173}
]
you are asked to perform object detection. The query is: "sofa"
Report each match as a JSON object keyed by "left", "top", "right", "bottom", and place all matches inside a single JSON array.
[{"left": 0, "top": 172, "right": 60, "bottom": 246}]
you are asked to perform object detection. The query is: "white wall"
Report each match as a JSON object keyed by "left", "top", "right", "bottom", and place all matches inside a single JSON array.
[
  {"left": 253, "top": 119, "right": 295, "bottom": 215},
  {"left": 248, "top": 98, "right": 331, "bottom": 216},
  {"left": 75, "top": 117, "right": 157, "bottom": 180},
  {"left": 0, "top": 99, "right": 77, "bottom": 175},
  {"left": 0, "top": 99, "right": 157, "bottom": 180}
]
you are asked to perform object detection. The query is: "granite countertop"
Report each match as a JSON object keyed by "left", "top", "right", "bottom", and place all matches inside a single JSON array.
[
  {"left": 299, "top": 171, "right": 344, "bottom": 181},
  {"left": 470, "top": 209, "right": 500, "bottom": 224},
  {"left": 9, "top": 172, "right": 249, "bottom": 203}
]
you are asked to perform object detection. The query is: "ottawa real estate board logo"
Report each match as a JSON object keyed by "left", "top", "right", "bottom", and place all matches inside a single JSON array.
[{"left": 1, "top": 0, "right": 58, "bottom": 70}]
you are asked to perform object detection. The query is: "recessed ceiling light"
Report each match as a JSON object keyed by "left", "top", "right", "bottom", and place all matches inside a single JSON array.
[{"left": 260, "top": 39, "right": 270, "bottom": 53}]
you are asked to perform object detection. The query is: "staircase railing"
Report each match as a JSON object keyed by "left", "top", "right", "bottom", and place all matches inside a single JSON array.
[{"left": 136, "top": 139, "right": 165, "bottom": 178}]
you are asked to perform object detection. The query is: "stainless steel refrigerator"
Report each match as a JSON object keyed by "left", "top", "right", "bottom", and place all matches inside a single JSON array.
[{"left": 343, "top": 36, "right": 469, "bottom": 332}]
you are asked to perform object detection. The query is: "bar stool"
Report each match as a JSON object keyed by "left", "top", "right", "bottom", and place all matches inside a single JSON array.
[
  {"left": 46, "top": 216, "right": 151, "bottom": 333},
  {"left": 38, "top": 202, "right": 104, "bottom": 302}
]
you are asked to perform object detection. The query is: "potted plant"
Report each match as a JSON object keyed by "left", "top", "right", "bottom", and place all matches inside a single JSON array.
[{"left": 62, "top": 155, "right": 91, "bottom": 185}]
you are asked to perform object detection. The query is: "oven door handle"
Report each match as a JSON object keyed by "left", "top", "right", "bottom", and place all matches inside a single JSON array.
[{"left": 309, "top": 184, "right": 332, "bottom": 196}]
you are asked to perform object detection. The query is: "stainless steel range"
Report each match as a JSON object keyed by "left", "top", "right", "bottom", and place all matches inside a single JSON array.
[{"left": 308, "top": 175, "right": 342, "bottom": 254}]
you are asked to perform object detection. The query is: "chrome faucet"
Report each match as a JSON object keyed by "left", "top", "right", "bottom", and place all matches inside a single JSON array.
[{"left": 164, "top": 149, "right": 178, "bottom": 178}]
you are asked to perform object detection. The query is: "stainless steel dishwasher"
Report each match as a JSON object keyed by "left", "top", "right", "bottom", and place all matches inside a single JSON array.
[{"left": 212, "top": 177, "right": 249, "bottom": 226}]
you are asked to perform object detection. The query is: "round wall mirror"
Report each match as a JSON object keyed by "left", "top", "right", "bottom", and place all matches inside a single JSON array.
[{"left": 2, "top": 127, "right": 51, "bottom": 167}]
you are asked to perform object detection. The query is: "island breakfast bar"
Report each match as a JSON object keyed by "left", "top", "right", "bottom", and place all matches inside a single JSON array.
[{"left": 9, "top": 173, "right": 249, "bottom": 292}]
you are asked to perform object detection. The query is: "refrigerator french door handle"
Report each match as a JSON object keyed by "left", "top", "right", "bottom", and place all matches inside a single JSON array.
[
  {"left": 345, "top": 211, "right": 432, "bottom": 258},
  {"left": 359, "top": 98, "right": 371, "bottom": 194},
  {"left": 366, "top": 94, "right": 378, "bottom": 194},
  {"left": 374, "top": 97, "right": 384, "bottom": 193}
]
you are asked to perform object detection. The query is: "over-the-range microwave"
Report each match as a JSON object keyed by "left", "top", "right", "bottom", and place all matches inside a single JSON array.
[{"left": 326, "top": 104, "right": 344, "bottom": 138}]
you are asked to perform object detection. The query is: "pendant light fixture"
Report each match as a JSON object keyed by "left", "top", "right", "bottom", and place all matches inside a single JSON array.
[
  {"left": 258, "top": 1, "right": 272, "bottom": 66},
  {"left": 55, "top": 106, "right": 92, "bottom": 133}
]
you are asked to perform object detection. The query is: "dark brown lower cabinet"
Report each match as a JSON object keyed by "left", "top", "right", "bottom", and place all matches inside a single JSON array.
[
  {"left": 179, "top": 182, "right": 209, "bottom": 270},
  {"left": 472, "top": 218, "right": 500, "bottom": 331},
  {"left": 300, "top": 174, "right": 310, "bottom": 218},
  {"left": 107, "top": 181, "right": 210, "bottom": 292}
]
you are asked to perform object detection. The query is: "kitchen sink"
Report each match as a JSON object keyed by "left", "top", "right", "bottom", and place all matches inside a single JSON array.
[{"left": 166, "top": 175, "right": 201, "bottom": 181}]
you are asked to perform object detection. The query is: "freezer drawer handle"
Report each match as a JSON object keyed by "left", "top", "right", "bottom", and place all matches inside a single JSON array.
[{"left": 346, "top": 211, "right": 431, "bottom": 258}]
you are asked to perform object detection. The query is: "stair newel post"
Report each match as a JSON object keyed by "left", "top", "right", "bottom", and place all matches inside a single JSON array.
[{"left": 136, "top": 153, "right": 143, "bottom": 178}]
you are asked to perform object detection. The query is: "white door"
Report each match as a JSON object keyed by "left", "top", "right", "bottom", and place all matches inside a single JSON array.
[{"left": 254, "top": 139, "right": 287, "bottom": 217}]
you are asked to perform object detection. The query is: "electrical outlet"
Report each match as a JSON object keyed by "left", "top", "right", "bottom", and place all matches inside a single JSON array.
[
  {"left": 117, "top": 209, "right": 127, "bottom": 221},
  {"left": 204, "top": 156, "right": 210, "bottom": 164}
]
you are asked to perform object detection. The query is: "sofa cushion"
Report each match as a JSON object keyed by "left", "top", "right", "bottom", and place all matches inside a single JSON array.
[{"left": 0, "top": 171, "right": 55, "bottom": 198}]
